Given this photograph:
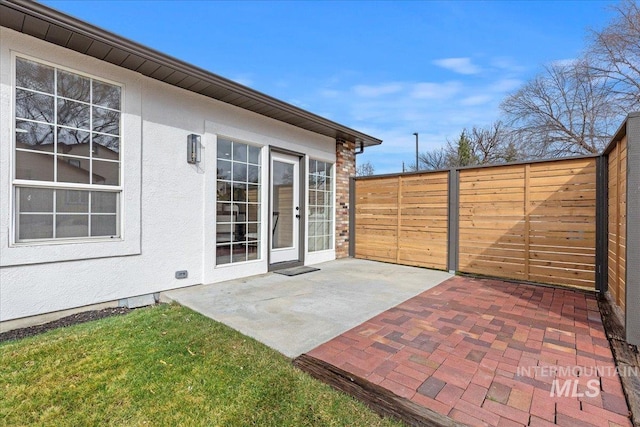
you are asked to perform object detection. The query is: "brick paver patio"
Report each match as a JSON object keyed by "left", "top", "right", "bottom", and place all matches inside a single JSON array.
[{"left": 306, "top": 276, "right": 632, "bottom": 427}]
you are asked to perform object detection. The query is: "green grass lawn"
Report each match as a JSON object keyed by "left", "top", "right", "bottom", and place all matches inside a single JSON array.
[{"left": 0, "top": 304, "right": 403, "bottom": 426}]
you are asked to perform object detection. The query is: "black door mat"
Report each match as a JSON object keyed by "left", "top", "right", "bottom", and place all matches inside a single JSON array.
[{"left": 274, "top": 266, "right": 320, "bottom": 276}]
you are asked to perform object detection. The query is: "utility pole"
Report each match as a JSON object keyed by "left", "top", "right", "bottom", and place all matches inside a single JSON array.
[{"left": 413, "top": 132, "right": 419, "bottom": 171}]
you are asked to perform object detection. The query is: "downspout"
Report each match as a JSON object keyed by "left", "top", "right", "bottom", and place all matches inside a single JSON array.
[{"left": 354, "top": 140, "right": 364, "bottom": 155}]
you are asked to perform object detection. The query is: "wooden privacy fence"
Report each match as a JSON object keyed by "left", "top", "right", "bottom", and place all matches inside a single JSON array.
[
  {"left": 354, "top": 172, "right": 449, "bottom": 270},
  {"left": 606, "top": 133, "right": 627, "bottom": 315},
  {"left": 354, "top": 157, "right": 599, "bottom": 290}
]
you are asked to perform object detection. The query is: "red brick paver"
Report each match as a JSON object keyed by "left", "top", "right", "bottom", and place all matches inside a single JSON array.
[{"left": 307, "top": 276, "right": 632, "bottom": 426}]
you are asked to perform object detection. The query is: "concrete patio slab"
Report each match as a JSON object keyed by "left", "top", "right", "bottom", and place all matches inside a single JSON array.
[{"left": 162, "top": 258, "right": 452, "bottom": 358}]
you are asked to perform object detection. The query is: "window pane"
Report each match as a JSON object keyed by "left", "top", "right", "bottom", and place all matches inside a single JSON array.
[
  {"left": 216, "top": 222, "right": 233, "bottom": 244},
  {"left": 309, "top": 159, "right": 318, "bottom": 174},
  {"left": 92, "top": 80, "right": 121, "bottom": 110},
  {"left": 248, "top": 145, "right": 260, "bottom": 164},
  {"left": 218, "top": 202, "right": 235, "bottom": 215},
  {"left": 57, "top": 155, "right": 90, "bottom": 184},
  {"left": 233, "top": 222, "right": 247, "bottom": 243},
  {"left": 57, "top": 189, "right": 89, "bottom": 213},
  {"left": 247, "top": 184, "right": 259, "bottom": 203},
  {"left": 16, "top": 120, "right": 54, "bottom": 150},
  {"left": 93, "top": 134, "right": 119, "bottom": 159},
  {"left": 91, "top": 215, "right": 117, "bottom": 236},
  {"left": 248, "top": 165, "right": 260, "bottom": 183},
  {"left": 232, "top": 244, "right": 247, "bottom": 263},
  {"left": 16, "top": 58, "right": 54, "bottom": 93},
  {"left": 247, "top": 241, "right": 259, "bottom": 260},
  {"left": 236, "top": 203, "right": 247, "bottom": 222},
  {"left": 247, "top": 222, "right": 258, "bottom": 237},
  {"left": 217, "top": 159, "right": 231, "bottom": 181},
  {"left": 19, "top": 214, "right": 53, "bottom": 240},
  {"left": 217, "top": 139, "right": 232, "bottom": 160},
  {"left": 324, "top": 235, "right": 332, "bottom": 250},
  {"left": 232, "top": 142, "right": 247, "bottom": 162},
  {"left": 16, "top": 151, "right": 54, "bottom": 181},
  {"left": 216, "top": 245, "right": 231, "bottom": 265},
  {"left": 16, "top": 89, "right": 54, "bottom": 123},
  {"left": 19, "top": 187, "right": 53, "bottom": 212},
  {"left": 58, "top": 99, "right": 90, "bottom": 130},
  {"left": 217, "top": 182, "right": 231, "bottom": 201},
  {"left": 92, "top": 192, "right": 117, "bottom": 213},
  {"left": 92, "top": 160, "right": 120, "bottom": 185},
  {"left": 56, "top": 214, "right": 88, "bottom": 238},
  {"left": 58, "top": 128, "right": 90, "bottom": 157},
  {"left": 232, "top": 183, "right": 247, "bottom": 202},
  {"left": 57, "top": 69, "right": 90, "bottom": 102},
  {"left": 92, "top": 107, "right": 120, "bottom": 135},
  {"left": 247, "top": 204, "right": 259, "bottom": 222},
  {"left": 233, "top": 162, "right": 247, "bottom": 182},
  {"left": 308, "top": 236, "right": 315, "bottom": 252}
]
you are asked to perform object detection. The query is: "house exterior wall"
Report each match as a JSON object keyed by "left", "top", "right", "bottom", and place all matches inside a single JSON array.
[{"left": 0, "top": 28, "right": 340, "bottom": 323}]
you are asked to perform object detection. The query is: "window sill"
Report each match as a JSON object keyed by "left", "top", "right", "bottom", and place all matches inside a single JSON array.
[
  {"left": 0, "top": 234, "right": 140, "bottom": 267},
  {"left": 12, "top": 236, "right": 122, "bottom": 247}
]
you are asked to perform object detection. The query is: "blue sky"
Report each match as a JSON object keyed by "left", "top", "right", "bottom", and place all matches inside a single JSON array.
[{"left": 45, "top": 0, "right": 618, "bottom": 174}]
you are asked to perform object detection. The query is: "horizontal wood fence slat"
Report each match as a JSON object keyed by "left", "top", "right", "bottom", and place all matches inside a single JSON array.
[
  {"left": 355, "top": 172, "right": 449, "bottom": 270},
  {"left": 354, "top": 157, "right": 598, "bottom": 290}
]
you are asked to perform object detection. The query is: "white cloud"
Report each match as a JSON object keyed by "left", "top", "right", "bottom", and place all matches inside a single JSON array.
[
  {"left": 353, "top": 83, "right": 403, "bottom": 97},
  {"left": 488, "top": 78, "right": 522, "bottom": 93},
  {"left": 411, "top": 81, "right": 462, "bottom": 99},
  {"left": 490, "top": 57, "right": 526, "bottom": 73},
  {"left": 433, "top": 57, "right": 481, "bottom": 75},
  {"left": 460, "top": 95, "right": 492, "bottom": 106}
]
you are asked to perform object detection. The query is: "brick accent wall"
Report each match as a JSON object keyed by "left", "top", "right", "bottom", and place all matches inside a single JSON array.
[{"left": 335, "top": 139, "right": 355, "bottom": 258}]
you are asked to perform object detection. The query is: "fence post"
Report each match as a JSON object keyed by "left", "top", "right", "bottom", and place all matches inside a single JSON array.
[
  {"left": 625, "top": 114, "right": 640, "bottom": 346},
  {"left": 349, "top": 177, "right": 356, "bottom": 258},
  {"left": 447, "top": 169, "right": 459, "bottom": 274},
  {"left": 595, "top": 155, "right": 608, "bottom": 293}
]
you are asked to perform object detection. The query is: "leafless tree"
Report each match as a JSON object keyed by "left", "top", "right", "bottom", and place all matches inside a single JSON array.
[
  {"left": 588, "top": 0, "right": 640, "bottom": 111},
  {"left": 501, "top": 60, "right": 618, "bottom": 158},
  {"left": 418, "top": 148, "right": 449, "bottom": 170},
  {"left": 356, "top": 160, "right": 375, "bottom": 176},
  {"left": 416, "top": 121, "right": 519, "bottom": 171}
]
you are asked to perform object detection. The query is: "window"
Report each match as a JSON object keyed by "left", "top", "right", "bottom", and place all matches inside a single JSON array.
[
  {"left": 14, "top": 57, "right": 121, "bottom": 242},
  {"left": 216, "top": 139, "right": 261, "bottom": 265},
  {"left": 308, "top": 159, "right": 333, "bottom": 252}
]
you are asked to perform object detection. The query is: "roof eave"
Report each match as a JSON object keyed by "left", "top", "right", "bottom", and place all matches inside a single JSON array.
[{"left": 0, "top": 0, "right": 382, "bottom": 148}]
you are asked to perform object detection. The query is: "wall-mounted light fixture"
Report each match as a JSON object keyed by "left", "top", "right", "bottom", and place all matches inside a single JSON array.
[{"left": 187, "top": 134, "right": 201, "bottom": 164}]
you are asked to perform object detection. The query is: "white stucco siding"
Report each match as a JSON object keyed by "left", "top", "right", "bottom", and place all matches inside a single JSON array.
[{"left": 0, "top": 28, "right": 336, "bottom": 322}]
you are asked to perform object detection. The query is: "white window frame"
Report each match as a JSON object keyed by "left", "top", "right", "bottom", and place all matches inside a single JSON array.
[
  {"left": 307, "top": 158, "right": 335, "bottom": 253},
  {"left": 11, "top": 54, "right": 124, "bottom": 245},
  {"left": 214, "top": 137, "right": 263, "bottom": 266}
]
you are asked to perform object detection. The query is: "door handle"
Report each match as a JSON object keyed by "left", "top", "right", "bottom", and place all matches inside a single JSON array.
[{"left": 295, "top": 214, "right": 300, "bottom": 219}]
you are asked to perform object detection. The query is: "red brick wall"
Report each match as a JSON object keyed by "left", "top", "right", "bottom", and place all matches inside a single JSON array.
[{"left": 335, "top": 139, "right": 355, "bottom": 258}]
